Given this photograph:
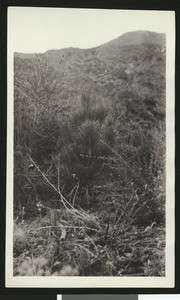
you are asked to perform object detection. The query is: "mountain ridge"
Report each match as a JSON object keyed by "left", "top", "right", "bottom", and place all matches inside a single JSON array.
[
  {"left": 14, "top": 30, "right": 165, "bottom": 58},
  {"left": 98, "top": 30, "right": 165, "bottom": 49},
  {"left": 14, "top": 30, "right": 166, "bottom": 124}
]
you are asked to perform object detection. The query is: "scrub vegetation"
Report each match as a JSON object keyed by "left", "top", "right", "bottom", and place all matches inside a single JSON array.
[{"left": 13, "top": 31, "right": 166, "bottom": 276}]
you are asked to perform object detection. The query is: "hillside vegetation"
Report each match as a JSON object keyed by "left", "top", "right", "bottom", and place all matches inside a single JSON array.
[{"left": 13, "top": 31, "right": 166, "bottom": 277}]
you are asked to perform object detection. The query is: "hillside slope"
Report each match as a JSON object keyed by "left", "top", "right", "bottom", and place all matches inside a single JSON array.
[
  {"left": 13, "top": 30, "right": 166, "bottom": 277},
  {"left": 15, "top": 31, "right": 166, "bottom": 124}
]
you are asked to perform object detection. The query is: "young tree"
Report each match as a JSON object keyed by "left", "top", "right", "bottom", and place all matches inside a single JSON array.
[{"left": 54, "top": 88, "right": 115, "bottom": 204}]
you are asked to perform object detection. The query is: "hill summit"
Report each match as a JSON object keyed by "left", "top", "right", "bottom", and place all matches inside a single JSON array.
[{"left": 98, "top": 30, "right": 165, "bottom": 49}]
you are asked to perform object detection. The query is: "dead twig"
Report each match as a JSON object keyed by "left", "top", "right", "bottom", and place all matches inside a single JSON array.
[{"left": 27, "top": 154, "right": 102, "bottom": 230}]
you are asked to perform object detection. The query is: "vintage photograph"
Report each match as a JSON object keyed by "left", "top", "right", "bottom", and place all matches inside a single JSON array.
[{"left": 6, "top": 7, "right": 175, "bottom": 287}]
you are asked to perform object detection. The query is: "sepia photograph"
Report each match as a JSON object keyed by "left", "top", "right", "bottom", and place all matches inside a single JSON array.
[{"left": 6, "top": 7, "right": 175, "bottom": 287}]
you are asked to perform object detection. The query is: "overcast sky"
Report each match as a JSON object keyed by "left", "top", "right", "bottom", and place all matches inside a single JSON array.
[{"left": 8, "top": 7, "right": 174, "bottom": 53}]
